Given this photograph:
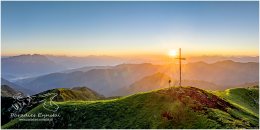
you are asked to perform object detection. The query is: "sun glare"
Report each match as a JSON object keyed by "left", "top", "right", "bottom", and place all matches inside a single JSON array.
[{"left": 168, "top": 49, "right": 177, "bottom": 57}]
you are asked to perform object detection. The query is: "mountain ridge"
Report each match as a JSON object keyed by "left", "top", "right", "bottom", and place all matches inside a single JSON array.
[
  {"left": 1, "top": 54, "right": 67, "bottom": 81},
  {"left": 15, "top": 61, "right": 258, "bottom": 96},
  {"left": 1, "top": 78, "right": 34, "bottom": 95},
  {"left": 3, "top": 86, "right": 258, "bottom": 129},
  {"left": 1, "top": 85, "right": 25, "bottom": 97},
  {"left": 114, "top": 72, "right": 224, "bottom": 96}
]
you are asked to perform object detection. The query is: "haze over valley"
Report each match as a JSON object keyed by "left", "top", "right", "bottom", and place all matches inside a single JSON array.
[
  {"left": 1, "top": 54, "right": 258, "bottom": 97},
  {"left": 1, "top": 1, "right": 259, "bottom": 129}
]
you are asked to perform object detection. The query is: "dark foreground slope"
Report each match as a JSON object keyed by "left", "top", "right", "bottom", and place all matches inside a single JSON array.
[
  {"left": 1, "top": 87, "right": 103, "bottom": 126},
  {"left": 2, "top": 86, "right": 259, "bottom": 129}
]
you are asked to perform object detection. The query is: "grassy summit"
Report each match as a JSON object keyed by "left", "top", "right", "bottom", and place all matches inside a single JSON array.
[
  {"left": 37, "top": 87, "right": 104, "bottom": 101},
  {"left": 2, "top": 86, "right": 259, "bottom": 129}
]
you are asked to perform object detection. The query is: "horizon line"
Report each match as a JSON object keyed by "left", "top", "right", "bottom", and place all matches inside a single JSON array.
[{"left": 1, "top": 53, "right": 259, "bottom": 58}]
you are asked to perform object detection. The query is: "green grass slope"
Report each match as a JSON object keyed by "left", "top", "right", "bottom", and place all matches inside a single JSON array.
[
  {"left": 2, "top": 86, "right": 259, "bottom": 129},
  {"left": 214, "top": 86, "right": 259, "bottom": 117},
  {"left": 38, "top": 87, "right": 104, "bottom": 101},
  {"left": 1, "top": 86, "right": 103, "bottom": 126}
]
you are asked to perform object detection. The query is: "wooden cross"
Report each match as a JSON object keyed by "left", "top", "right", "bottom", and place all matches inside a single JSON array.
[{"left": 175, "top": 48, "right": 186, "bottom": 87}]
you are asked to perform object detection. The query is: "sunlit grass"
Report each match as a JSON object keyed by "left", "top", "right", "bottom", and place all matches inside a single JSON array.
[{"left": 3, "top": 86, "right": 259, "bottom": 129}]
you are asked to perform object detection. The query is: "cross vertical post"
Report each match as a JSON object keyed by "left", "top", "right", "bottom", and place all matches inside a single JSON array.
[{"left": 175, "top": 48, "right": 186, "bottom": 87}]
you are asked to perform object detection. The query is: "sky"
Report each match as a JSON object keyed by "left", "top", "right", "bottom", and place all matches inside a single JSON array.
[{"left": 1, "top": 1, "right": 259, "bottom": 57}]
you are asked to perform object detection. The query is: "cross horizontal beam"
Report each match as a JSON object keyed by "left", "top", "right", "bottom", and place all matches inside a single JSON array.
[{"left": 175, "top": 58, "right": 186, "bottom": 60}]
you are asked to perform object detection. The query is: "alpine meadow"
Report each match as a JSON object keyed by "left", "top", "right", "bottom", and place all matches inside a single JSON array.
[{"left": 1, "top": 1, "right": 259, "bottom": 129}]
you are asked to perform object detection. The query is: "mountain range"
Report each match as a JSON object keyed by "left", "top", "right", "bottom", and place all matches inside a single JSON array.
[
  {"left": 182, "top": 60, "right": 258, "bottom": 86},
  {"left": 1, "top": 54, "right": 66, "bottom": 81},
  {"left": 16, "top": 63, "right": 161, "bottom": 96},
  {"left": 1, "top": 78, "right": 34, "bottom": 95},
  {"left": 1, "top": 54, "right": 258, "bottom": 128},
  {"left": 15, "top": 61, "right": 258, "bottom": 96},
  {"left": 1, "top": 85, "right": 24, "bottom": 97},
  {"left": 46, "top": 55, "right": 126, "bottom": 69},
  {"left": 2, "top": 54, "right": 259, "bottom": 81},
  {"left": 115, "top": 72, "right": 221, "bottom": 96}
]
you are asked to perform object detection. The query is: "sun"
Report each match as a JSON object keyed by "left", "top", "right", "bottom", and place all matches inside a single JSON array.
[{"left": 168, "top": 49, "right": 177, "bottom": 57}]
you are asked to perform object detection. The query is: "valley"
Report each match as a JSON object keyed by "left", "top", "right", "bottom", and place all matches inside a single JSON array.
[
  {"left": 1, "top": 55, "right": 258, "bottom": 129},
  {"left": 1, "top": 1, "right": 259, "bottom": 129}
]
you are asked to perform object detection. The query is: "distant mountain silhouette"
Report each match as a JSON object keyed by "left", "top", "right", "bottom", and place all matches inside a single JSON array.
[
  {"left": 1, "top": 54, "right": 67, "bottom": 81},
  {"left": 181, "top": 60, "right": 259, "bottom": 86},
  {"left": 1, "top": 78, "right": 34, "bottom": 95},
  {"left": 16, "top": 63, "right": 161, "bottom": 96},
  {"left": 15, "top": 61, "right": 258, "bottom": 96},
  {"left": 115, "top": 73, "right": 221, "bottom": 96},
  {"left": 46, "top": 55, "right": 125, "bottom": 69},
  {"left": 46, "top": 55, "right": 259, "bottom": 66},
  {"left": 62, "top": 66, "right": 112, "bottom": 73},
  {"left": 1, "top": 85, "right": 24, "bottom": 97},
  {"left": 186, "top": 56, "right": 259, "bottom": 63}
]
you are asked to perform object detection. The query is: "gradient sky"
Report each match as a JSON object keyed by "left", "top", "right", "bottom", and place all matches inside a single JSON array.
[{"left": 2, "top": 1, "right": 259, "bottom": 57}]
